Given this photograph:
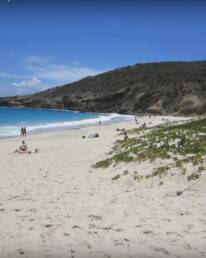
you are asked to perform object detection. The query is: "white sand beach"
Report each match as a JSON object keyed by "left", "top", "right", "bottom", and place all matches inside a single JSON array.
[{"left": 0, "top": 115, "right": 205, "bottom": 258}]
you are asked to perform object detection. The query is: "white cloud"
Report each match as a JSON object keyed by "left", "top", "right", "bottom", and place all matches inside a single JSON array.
[
  {"left": 24, "top": 56, "right": 49, "bottom": 68},
  {"left": 12, "top": 77, "right": 42, "bottom": 88},
  {"left": 0, "top": 55, "right": 104, "bottom": 96},
  {"left": 0, "top": 72, "right": 30, "bottom": 79},
  {"left": 24, "top": 55, "right": 103, "bottom": 83}
]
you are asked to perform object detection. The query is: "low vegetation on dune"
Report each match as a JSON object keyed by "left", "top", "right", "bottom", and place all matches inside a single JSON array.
[{"left": 94, "top": 118, "right": 206, "bottom": 183}]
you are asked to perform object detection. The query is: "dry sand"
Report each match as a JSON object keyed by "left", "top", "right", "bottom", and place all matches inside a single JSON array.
[{"left": 0, "top": 115, "right": 205, "bottom": 258}]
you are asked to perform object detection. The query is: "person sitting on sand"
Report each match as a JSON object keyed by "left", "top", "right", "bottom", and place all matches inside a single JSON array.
[
  {"left": 14, "top": 140, "right": 28, "bottom": 153},
  {"left": 140, "top": 122, "right": 147, "bottom": 129},
  {"left": 124, "top": 131, "right": 128, "bottom": 140},
  {"left": 13, "top": 141, "right": 39, "bottom": 154}
]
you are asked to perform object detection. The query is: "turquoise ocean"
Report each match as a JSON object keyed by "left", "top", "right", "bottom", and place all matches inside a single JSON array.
[{"left": 0, "top": 107, "right": 132, "bottom": 138}]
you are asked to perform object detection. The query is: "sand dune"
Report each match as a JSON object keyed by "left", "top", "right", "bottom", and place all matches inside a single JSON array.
[{"left": 0, "top": 116, "right": 205, "bottom": 258}]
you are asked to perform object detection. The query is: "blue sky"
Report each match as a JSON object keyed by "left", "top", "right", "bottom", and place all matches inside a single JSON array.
[{"left": 0, "top": 0, "right": 206, "bottom": 96}]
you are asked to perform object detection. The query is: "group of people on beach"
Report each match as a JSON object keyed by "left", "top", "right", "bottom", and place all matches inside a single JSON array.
[
  {"left": 21, "top": 127, "right": 27, "bottom": 137},
  {"left": 13, "top": 116, "right": 145, "bottom": 154},
  {"left": 13, "top": 127, "right": 39, "bottom": 154}
]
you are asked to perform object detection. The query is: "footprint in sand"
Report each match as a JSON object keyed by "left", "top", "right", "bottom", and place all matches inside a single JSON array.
[
  {"left": 184, "top": 243, "right": 192, "bottom": 250},
  {"left": 143, "top": 229, "right": 154, "bottom": 235},
  {"left": 198, "top": 218, "right": 206, "bottom": 224},
  {"left": 72, "top": 225, "right": 82, "bottom": 230},
  {"left": 152, "top": 247, "right": 170, "bottom": 255},
  {"left": 187, "top": 224, "right": 194, "bottom": 230},
  {"left": 84, "top": 241, "right": 92, "bottom": 250},
  {"left": 167, "top": 232, "right": 183, "bottom": 238},
  {"left": 199, "top": 251, "right": 206, "bottom": 256},
  {"left": 135, "top": 225, "right": 142, "bottom": 228},
  {"left": 70, "top": 248, "right": 75, "bottom": 256},
  {"left": 17, "top": 249, "right": 25, "bottom": 255},
  {"left": 14, "top": 208, "right": 21, "bottom": 212},
  {"left": 88, "top": 214, "right": 102, "bottom": 221},
  {"left": 170, "top": 238, "right": 178, "bottom": 243},
  {"left": 113, "top": 240, "right": 124, "bottom": 246},
  {"left": 162, "top": 218, "right": 172, "bottom": 222},
  {"left": 114, "top": 228, "right": 123, "bottom": 232},
  {"left": 45, "top": 224, "right": 53, "bottom": 228}
]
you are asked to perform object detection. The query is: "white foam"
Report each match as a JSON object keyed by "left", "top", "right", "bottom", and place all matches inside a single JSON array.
[{"left": 0, "top": 113, "right": 134, "bottom": 138}]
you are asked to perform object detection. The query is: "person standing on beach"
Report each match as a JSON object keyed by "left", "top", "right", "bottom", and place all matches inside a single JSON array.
[
  {"left": 21, "top": 127, "right": 24, "bottom": 137},
  {"left": 23, "top": 127, "right": 27, "bottom": 137},
  {"left": 135, "top": 116, "right": 138, "bottom": 124}
]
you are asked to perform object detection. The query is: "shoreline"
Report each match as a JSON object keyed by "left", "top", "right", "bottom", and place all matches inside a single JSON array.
[
  {"left": 0, "top": 107, "right": 134, "bottom": 140},
  {"left": 0, "top": 110, "right": 197, "bottom": 141},
  {"left": 0, "top": 114, "right": 134, "bottom": 140}
]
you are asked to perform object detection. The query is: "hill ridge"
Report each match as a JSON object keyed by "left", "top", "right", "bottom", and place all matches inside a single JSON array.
[{"left": 0, "top": 60, "right": 206, "bottom": 115}]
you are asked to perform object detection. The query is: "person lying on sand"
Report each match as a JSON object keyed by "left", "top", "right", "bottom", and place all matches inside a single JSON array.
[
  {"left": 13, "top": 141, "right": 38, "bottom": 154},
  {"left": 88, "top": 133, "right": 99, "bottom": 138},
  {"left": 116, "top": 128, "right": 128, "bottom": 136},
  {"left": 116, "top": 128, "right": 125, "bottom": 132}
]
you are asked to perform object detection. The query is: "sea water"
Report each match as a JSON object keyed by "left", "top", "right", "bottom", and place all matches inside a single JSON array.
[{"left": 0, "top": 107, "right": 132, "bottom": 138}]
